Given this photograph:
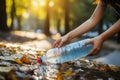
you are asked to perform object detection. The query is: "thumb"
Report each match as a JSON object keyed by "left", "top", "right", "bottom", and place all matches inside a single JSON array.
[
  {"left": 58, "top": 41, "right": 64, "bottom": 48},
  {"left": 53, "top": 39, "right": 61, "bottom": 48},
  {"left": 84, "top": 39, "right": 93, "bottom": 45}
]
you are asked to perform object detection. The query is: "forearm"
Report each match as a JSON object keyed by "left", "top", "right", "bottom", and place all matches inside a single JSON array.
[
  {"left": 99, "top": 19, "right": 120, "bottom": 41},
  {"left": 66, "top": 0, "right": 107, "bottom": 40},
  {"left": 67, "top": 19, "right": 97, "bottom": 39}
]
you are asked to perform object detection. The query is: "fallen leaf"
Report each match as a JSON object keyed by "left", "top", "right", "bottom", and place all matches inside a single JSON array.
[
  {"left": 20, "top": 55, "right": 31, "bottom": 64},
  {"left": 37, "top": 50, "right": 44, "bottom": 56},
  {"left": 0, "top": 66, "right": 13, "bottom": 72},
  {"left": 100, "top": 65, "right": 110, "bottom": 72},
  {"left": 109, "top": 65, "right": 120, "bottom": 72},
  {"left": 14, "top": 58, "right": 23, "bottom": 65},
  {"left": 64, "top": 69, "right": 72, "bottom": 76},
  {"left": 56, "top": 71, "right": 64, "bottom": 80}
]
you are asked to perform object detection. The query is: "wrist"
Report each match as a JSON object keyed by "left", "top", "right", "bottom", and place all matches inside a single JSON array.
[
  {"left": 66, "top": 32, "right": 73, "bottom": 41},
  {"left": 99, "top": 35, "right": 106, "bottom": 42}
]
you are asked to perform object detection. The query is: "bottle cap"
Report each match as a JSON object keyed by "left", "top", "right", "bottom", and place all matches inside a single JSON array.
[{"left": 37, "top": 58, "right": 42, "bottom": 63}]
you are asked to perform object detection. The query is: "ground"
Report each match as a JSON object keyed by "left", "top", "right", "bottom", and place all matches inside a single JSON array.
[{"left": 0, "top": 30, "right": 120, "bottom": 80}]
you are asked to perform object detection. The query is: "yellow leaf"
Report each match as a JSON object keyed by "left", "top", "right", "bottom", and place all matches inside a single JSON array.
[
  {"left": 36, "top": 50, "right": 44, "bottom": 56},
  {"left": 56, "top": 71, "right": 64, "bottom": 80},
  {"left": 64, "top": 69, "right": 72, "bottom": 76},
  {"left": 14, "top": 58, "right": 23, "bottom": 65}
]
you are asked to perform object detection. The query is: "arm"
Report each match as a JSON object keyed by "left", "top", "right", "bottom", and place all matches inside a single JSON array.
[
  {"left": 53, "top": 0, "right": 107, "bottom": 48},
  {"left": 86, "top": 19, "right": 120, "bottom": 56},
  {"left": 100, "top": 19, "right": 120, "bottom": 41},
  {"left": 67, "top": 0, "right": 107, "bottom": 40}
]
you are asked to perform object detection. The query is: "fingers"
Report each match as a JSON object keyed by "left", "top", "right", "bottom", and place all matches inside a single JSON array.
[
  {"left": 84, "top": 39, "right": 93, "bottom": 45},
  {"left": 58, "top": 39, "right": 66, "bottom": 47},
  {"left": 58, "top": 41, "right": 63, "bottom": 48},
  {"left": 87, "top": 46, "right": 100, "bottom": 56},
  {"left": 53, "top": 39, "right": 61, "bottom": 48},
  {"left": 53, "top": 36, "right": 70, "bottom": 48},
  {"left": 85, "top": 39, "right": 100, "bottom": 56},
  {"left": 53, "top": 39, "right": 66, "bottom": 48}
]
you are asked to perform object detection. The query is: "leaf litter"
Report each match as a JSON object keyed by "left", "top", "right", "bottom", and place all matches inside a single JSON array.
[{"left": 0, "top": 31, "right": 120, "bottom": 80}]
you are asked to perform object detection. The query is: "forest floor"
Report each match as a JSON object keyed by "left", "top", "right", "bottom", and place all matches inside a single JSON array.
[
  {"left": 0, "top": 30, "right": 120, "bottom": 80},
  {"left": 0, "top": 30, "right": 120, "bottom": 66}
]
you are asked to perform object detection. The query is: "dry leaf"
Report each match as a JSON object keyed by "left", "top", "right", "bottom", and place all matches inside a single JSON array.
[
  {"left": 0, "top": 66, "right": 13, "bottom": 72},
  {"left": 14, "top": 58, "right": 23, "bottom": 65},
  {"left": 109, "top": 65, "right": 120, "bottom": 72},
  {"left": 36, "top": 50, "right": 44, "bottom": 56},
  {"left": 100, "top": 65, "right": 110, "bottom": 72},
  {"left": 20, "top": 55, "right": 31, "bottom": 64},
  {"left": 64, "top": 69, "right": 72, "bottom": 76},
  {"left": 27, "top": 53, "right": 37, "bottom": 59},
  {"left": 56, "top": 71, "right": 64, "bottom": 80}
]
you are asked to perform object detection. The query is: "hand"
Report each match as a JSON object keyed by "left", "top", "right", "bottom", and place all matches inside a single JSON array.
[
  {"left": 85, "top": 36, "right": 104, "bottom": 56},
  {"left": 53, "top": 34, "right": 71, "bottom": 48}
]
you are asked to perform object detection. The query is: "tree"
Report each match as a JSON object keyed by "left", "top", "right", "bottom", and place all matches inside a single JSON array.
[
  {"left": 15, "top": 0, "right": 25, "bottom": 30},
  {"left": 10, "top": 0, "right": 30, "bottom": 30},
  {"left": 64, "top": 0, "right": 70, "bottom": 35},
  {"left": 0, "top": 0, "right": 9, "bottom": 31},
  {"left": 57, "top": 18, "right": 61, "bottom": 34},
  {"left": 10, "top": 0, "right": 16, "bottom": 30},
  {"left": 44, "top": 0, "right": 50, "bottom": 36}
]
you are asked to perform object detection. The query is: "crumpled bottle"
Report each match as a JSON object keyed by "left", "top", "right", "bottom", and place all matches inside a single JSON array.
[{"left": 37, "top": 39, "right": 93, "bottom": 64}]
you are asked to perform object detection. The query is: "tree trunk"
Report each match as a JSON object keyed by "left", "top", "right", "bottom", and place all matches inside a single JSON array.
[
  {"left": 57, "top": 18, "right": 61, "bottom": 33},
  {"left": 64, "top": 0, "right": 70, "bottom": 35},
  {"left": 17, "top": 16, "right": 22, "bottom": 30},
  {"left": 10, "top": 0, "right": 16, "bottom": 30},
  {"left": 44, "top": 0, "right": 50, "bottom": 36},
  {"left": 36, "top": 16, "right": 40, "bottom": 30},
  {"left": 0, "top": 0, "right": 9, "bottom": 31}
]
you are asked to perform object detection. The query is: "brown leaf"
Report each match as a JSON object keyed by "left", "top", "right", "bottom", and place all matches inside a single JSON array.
[
  {"left": 20, "top": 55, "right": 31, "bottom": 64},
  {"left": 14, "top": 58, "right": 23, "bottom": 65},
  {"left": 56, "top": 71, "right": 64, "bottom": 80},
  {"left": 109, "top": 65, "right": 120, "bottom": 72}
]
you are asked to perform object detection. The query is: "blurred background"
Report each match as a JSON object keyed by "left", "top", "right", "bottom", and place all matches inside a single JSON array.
[
  {"left": 0, "top": 0, "right": 119, "bottom": 36},
  {"left": 0, "top": 0, "right": 120, "bottom": 66}
]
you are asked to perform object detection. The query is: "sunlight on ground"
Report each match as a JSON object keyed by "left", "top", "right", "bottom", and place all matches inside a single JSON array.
[
  {"left": 23, "top": 40, "right": 52, "bottom": 50},
  {"left": 12, "top": 31, "right": 46, "bottom": 40},
  {"left": 51, "top": 33, "right": 61, "bottom": 40}
]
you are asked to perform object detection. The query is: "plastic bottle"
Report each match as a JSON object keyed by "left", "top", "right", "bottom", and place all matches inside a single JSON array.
[{"left": 37, "top": 39, "right": 93, "bottom": 64}]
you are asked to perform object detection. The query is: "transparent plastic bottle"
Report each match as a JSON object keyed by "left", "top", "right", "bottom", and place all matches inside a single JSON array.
[{"left": 37, "top": 39, "right": 93, "bottom": 64}]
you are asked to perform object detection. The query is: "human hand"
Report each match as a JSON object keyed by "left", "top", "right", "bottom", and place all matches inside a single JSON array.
[
  {"left": 85, "top": 36, "right": 104, "bottom": 56},
  {"left": 53, "top": 34, "right": 71, "bottom": 48}
]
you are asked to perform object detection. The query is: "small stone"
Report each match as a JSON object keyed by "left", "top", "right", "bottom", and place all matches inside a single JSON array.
[
  {"left": 19, "top": 66, "right": 30, "bottom": 72},
  {"left": 108, "top": 78, "right": 115, "bottom": 80},
  {"left": 75, "top": 69, "right": 84, "bottom": 73},
  {"left": 97, "top": 78, "right": 103, "bottom": 80},
  {"left": 74, "top": 61, "right": 81, "bottom": 67},
  {"left": 80, "top": 77, "right": 85, "bottom": 80}
]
